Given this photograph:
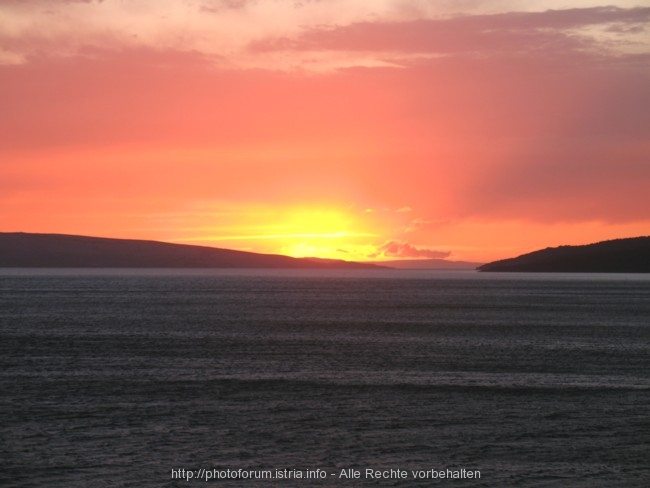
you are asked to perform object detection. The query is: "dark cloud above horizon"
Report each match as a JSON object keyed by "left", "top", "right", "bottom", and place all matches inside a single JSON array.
[{"left": 250, "top": 6, "right": 650, "bottom": 58}]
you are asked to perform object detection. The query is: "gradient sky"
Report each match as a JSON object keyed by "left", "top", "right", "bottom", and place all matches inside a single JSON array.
[{"left": 1, "top": 0, "right": 649, "bottom": 262}]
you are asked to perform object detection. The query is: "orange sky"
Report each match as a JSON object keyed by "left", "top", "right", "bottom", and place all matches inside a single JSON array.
[{"left": 1, "top": 1, "right": 649, "bottom": 262}]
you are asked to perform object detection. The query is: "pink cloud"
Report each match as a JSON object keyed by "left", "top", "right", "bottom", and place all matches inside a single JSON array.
[{"left": 373, "top": 241, "right": 451, "bottom": 259}]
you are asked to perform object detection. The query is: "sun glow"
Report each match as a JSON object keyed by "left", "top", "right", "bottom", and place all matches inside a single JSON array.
[
  {"left": 172, "top": 205, "right": 380, "bottom": 260},
  {"left": 261, "top": 207, "right": 378, "bottom": 260}
]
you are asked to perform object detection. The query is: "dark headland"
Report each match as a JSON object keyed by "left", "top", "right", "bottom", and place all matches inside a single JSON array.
[
  {"left": 478, "top": 236, "right": 650, "bottom": 272},
  {"left": 0, "top": 232, "right": 383, "bottom": 269}
]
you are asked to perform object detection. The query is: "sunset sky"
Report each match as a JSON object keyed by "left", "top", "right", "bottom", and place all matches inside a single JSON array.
[{"left": 1, "top": 0, "right": 649, "bottom": 262}]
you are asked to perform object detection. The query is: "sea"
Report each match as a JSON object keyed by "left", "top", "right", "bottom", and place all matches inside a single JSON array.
[{"left": 1, "top": 269, "right": 649, "bottom": 487}]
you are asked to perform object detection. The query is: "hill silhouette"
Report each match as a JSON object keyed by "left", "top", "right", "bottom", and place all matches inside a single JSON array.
[
  {"left": 478, "top": 236, "right": 650, "bottom": 272},
  {"left": 0, "top": 233, "right": 382, "bottom": 269}
]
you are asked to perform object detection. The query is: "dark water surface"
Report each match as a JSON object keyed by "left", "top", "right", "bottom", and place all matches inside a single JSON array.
[{"left": 1, "top": 269, "right": 649, "bottom": 487}]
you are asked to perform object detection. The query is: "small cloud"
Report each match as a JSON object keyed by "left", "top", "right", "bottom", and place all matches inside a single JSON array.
[
  {"left": 364, "top": 208, "right": 375, "bottom": 213},
  {"left": 201, "top": 0, "right": 253, "bottom": 13},
  {"left": 396, "top": 206, "right": 412, "bottom": 213},
  {"left": 0, "top": 49, "right": 26, "bottom": 66},
  {"left": 404, "top": 218, "right": 450, "bottom": 233},
  {"left": 374, "top": 240, "right": 451, "bottom": 259}
]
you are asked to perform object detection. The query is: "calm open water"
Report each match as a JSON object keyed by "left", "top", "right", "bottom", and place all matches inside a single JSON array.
[{"left": 1, "top": 269, "right": 649, "bottom": 487}]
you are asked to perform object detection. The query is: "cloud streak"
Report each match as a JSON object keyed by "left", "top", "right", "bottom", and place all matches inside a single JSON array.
[
  {"left": 251, "top": 7, "right": 650, "bottom": 61},
  {"left": 1, "top": 3, "right": 648, "bottom": 69}
]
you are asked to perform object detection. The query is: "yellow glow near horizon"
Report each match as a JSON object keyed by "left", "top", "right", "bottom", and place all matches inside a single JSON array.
[
  {"left": 254, "top": 207, "right": 378, "bottom": 259},
  {"left": 172, "top": 205, "right": 380, "bottom": 260}
]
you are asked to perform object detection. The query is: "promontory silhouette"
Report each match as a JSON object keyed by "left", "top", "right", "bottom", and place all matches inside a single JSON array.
[
  {"left": 0, "top": 233, "right": 382, "bottom": 269},
  {"left": 478, "top": 236, "right": 650, "bottom": 272}
]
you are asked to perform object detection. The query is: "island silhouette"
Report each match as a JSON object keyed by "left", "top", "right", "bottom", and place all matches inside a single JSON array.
[{"left": 479, "top": 236, "right": 650, "bottom": 272}]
